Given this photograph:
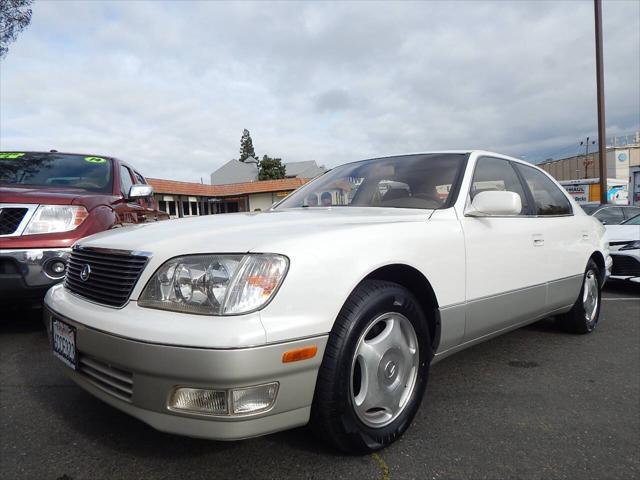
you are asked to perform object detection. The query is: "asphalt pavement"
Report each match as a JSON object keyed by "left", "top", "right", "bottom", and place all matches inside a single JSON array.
[{"left": 1, "top": 283, "right": 638, "bottom": 480}]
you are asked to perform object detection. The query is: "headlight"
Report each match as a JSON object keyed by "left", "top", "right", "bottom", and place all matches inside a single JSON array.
[
  {"left": 138, "top": 254, "right": 288, "bottom": 315},
  {"left": 23, "top": 205, "right": 89, "bottom": 235},
  {"left": 620, "top": 240, "right": 640, "bottom": 251}
]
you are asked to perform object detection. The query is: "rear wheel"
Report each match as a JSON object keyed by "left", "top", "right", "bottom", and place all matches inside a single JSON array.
[
  {"left": 310, "top": 280, "right": 432, "bottom": 453},
  {"left": 557, "top": 259, "right": 602, "bottom": 334}
]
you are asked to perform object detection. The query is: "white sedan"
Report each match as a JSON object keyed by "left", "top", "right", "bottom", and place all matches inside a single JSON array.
[
  {"left": 45, "top": 151, "right": 610, "bottom": 453},
  {"left": 605, "top": 214, "right": 640, "bottom": 283}
]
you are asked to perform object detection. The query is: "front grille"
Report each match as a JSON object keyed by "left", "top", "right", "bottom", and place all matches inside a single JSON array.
[
  {"left": 65, "top": 247, "right": 149, "bottom": 307},
  {"left": 0, "top": 207, "right": 28, "bottom": 235},
  {"left": 78, "top": 354, "right": 133, "bottom": 402},
  {"left": 611, "top": 254, "right": 640, "bottom": 277}
]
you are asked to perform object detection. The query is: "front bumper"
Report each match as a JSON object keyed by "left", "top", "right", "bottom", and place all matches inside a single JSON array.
[
  {"left": 0, "top": 248, "right": 70, "bottom": 302},
  {"left": 610, "top": 251, "right": 640, "bottom": 283},
  {"left": 44, "top": 306, "right": 327, "bottom": 440}
]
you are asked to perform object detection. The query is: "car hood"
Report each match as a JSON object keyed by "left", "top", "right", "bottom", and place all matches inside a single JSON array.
[
  {"left": 78, "top": 207, "right": 434, "bottom": 256},
  {"left": 605, "top": 224, "right": 640, "bottom": 243}
]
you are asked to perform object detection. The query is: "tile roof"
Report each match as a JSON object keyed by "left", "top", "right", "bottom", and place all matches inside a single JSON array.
[{"left": 147, "top": 177, "right": 310, "bottom": 197}]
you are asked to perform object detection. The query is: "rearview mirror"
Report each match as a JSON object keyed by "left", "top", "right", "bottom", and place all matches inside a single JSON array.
[
  {"left": 467, "top": 191, "right": 521, "bottom": 217},
  {"left": 128, "top": 184, "right": 154, "bottom": 199}
]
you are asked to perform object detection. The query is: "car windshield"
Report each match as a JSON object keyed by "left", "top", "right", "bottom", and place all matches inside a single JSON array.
[
  {"left": 0, "top": 152, "right": 113, "bottom": 193},
  {"left": 622, "top": 213, "right": 640, "bottom": 225},
  {"left": 276, "top": 153, "right": 467, "bottom": 210}
]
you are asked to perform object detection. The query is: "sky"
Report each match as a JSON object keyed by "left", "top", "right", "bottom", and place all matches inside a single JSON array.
[{"left": 1, "top": 0, "right": 639, "bottom": 183}]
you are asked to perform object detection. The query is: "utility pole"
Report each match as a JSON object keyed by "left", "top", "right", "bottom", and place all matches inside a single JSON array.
[
  {"left": 580, "top": 136, "right": 595, "bottom": 179},
  {"left": 594, "top": 0, "right": 607, "bottom": 203}
]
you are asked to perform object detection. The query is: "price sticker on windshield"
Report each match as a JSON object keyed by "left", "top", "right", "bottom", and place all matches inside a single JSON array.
[
  {"left": 0, "top": 152, "right": 25, "bottom": 159},
  {"left": 84, "top": 156, "right": 107, "bottom": 163}
]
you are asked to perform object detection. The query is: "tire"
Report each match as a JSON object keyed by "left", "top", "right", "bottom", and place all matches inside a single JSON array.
[
  {"left": 556, "top": 259, "right": 602, "bottom": 334},
  {"left": 310, "top": 279, "right": 432, "bottom": 454}
]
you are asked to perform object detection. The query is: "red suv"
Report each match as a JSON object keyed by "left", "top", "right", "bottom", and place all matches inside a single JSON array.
[{"left": 0, "top": 151, "right": 168, "bottom": 306}]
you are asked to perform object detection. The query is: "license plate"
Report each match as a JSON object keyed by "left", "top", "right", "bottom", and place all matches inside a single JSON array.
[{"left": 52, "top": 318, "right": 77, "bottom": 370}]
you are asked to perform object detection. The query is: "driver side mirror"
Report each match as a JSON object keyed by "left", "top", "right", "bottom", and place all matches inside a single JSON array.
[
  {"left": 128, "top": 184, "right": 154, "bottom": 200},
  {"left": 466, "top": 191, "right": 522, "bottom": 217}
]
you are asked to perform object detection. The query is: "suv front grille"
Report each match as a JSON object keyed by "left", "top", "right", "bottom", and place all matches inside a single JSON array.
[
  {"left": 0, "top": 207, "right": 28, "bottom": 235},
  {"left": 611, "top": 254, "right": 640, "bottom": 277},
  {"left": 65, "top": 247, "right": 150, "bottom": 307}
]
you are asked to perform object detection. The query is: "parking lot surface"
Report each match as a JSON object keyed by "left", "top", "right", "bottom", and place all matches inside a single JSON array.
[{"left": 1, "top": 283, "right": 638, "bottom": 480}]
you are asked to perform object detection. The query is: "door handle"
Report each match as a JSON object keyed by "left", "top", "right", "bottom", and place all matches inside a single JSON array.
[{"left": 533, "top": 234, "right": 544, "bottom": 247}]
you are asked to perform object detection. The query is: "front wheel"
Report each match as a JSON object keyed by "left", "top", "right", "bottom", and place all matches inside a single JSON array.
[
  {"left": 310, "top": 280, "right": 432, "bottom": 454},
  {"left": 556, "top": 259, "right": 602, "bottom": 334}
]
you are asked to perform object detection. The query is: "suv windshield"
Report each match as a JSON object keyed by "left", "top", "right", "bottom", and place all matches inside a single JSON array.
[
  {"left": 0, "top": 152, "right": 113, "bottom": 193},
  {"left": 276, "top": 153, "right": 467, "bottom": 210}
]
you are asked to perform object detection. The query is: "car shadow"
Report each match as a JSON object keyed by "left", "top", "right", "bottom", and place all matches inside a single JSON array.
[
  {"left": 604, "top": 281, "right": 640, "bottom": 295},
  {"left": 0, "top": 304, "right": 45, "bottom": 333}
]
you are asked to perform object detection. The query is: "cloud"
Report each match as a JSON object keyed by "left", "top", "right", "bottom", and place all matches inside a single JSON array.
[{"left": 1, "top": 0, "right": 638, "bottom": 182}]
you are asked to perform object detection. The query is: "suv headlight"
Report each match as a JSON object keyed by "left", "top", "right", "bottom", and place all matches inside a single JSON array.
[
  {"left": 138, "top": 254, "right": 288, "bottom": 315},
  {"left": 23, "top": 205, "right": 89, "bottom": 235}
]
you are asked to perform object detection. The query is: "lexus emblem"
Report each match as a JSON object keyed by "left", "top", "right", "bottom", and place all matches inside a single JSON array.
[{"left": 80, "top": 264, "right": 91, "bottom": 282}]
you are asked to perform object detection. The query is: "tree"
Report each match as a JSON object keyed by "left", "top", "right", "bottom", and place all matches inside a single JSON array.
[
  {"left": 0, "top": 0, "right": 33, "bottom": 59},
  {"left": 238, "top": 128, "right": 256, "bottom": 162},
  {"left": 258, "top": 155, "right": 286, "bottom": 181}
]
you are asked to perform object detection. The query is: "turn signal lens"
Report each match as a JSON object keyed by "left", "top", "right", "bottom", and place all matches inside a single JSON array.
[{"left": 282, "top": 345, "right": 318, "bottom": 363}]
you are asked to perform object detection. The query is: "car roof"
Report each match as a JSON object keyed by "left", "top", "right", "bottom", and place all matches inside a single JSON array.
[{"left": 333, "top": 150, "right": 543, "bottom": 170}]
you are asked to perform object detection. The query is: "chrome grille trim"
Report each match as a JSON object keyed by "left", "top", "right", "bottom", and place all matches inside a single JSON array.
[
  {"left": 0, "top": 203, "right": 39, "bottom": 237},
  {"left": 78, "top": 354, "right": 133, "bottom": 402},
  {"left": 64, "top": 246, "right": 151, "bottom": 308}
]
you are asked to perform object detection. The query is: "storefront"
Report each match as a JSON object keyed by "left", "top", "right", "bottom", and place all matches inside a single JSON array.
[{"left": 147, "top": 177, "right": 310, "bottom": 219}]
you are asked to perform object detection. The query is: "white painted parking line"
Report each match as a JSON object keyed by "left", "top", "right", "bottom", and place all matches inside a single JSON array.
[{"left": 602, "top": 297, "right": 640, "bottom": 301}]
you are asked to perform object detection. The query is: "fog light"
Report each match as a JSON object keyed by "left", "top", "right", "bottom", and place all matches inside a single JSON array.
[
  {"left": 231, "top": 382, "right": 278, "bottom": 414},
  {"left": 51, "top": 261, "right": 66, "bottom": 274},
  {"left": 43, "top": 258, "right": 67, "bottom": 279},
  {"left": 169, "top": 388, "right": 227, "bottom": 415}
]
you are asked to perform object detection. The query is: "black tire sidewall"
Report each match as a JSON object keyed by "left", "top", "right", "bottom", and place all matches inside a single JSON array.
[
  {"left": 328, "top": 282, "right": 432, "bottom": 451},
  {"left": 580, "top": 260, "right": 602, "bottom": 332}
]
